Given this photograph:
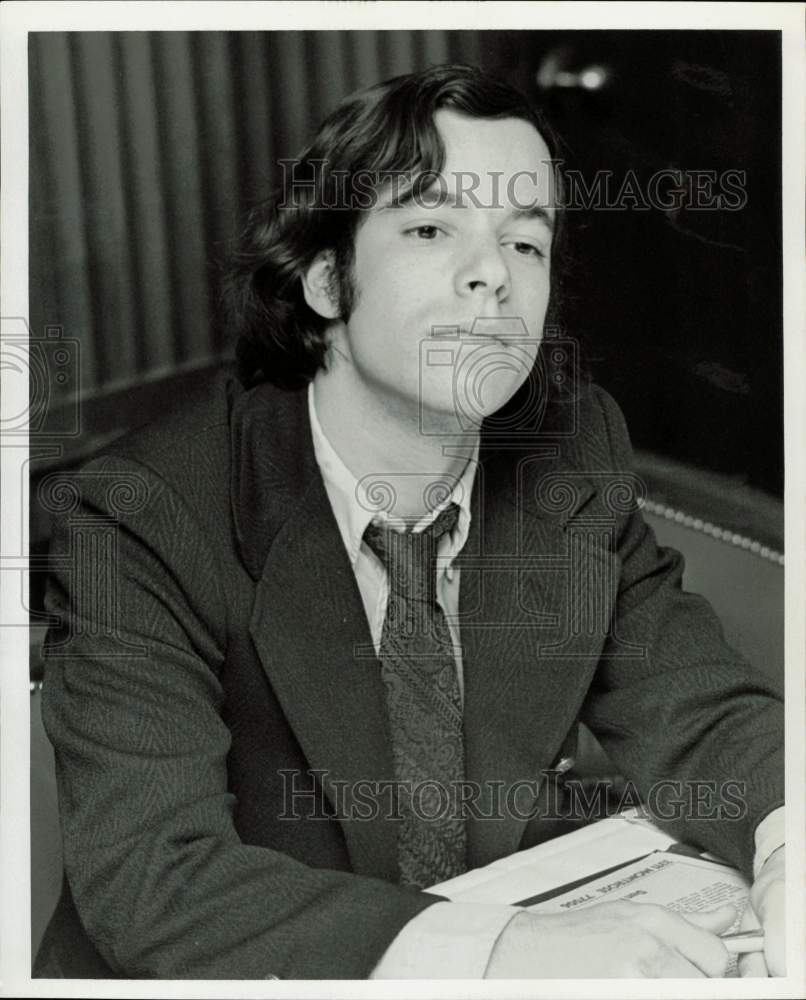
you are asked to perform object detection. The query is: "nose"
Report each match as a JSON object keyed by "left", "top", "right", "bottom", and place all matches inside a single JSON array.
[{"left": 453, "top": 237, "right": 511, "bottom": 304}]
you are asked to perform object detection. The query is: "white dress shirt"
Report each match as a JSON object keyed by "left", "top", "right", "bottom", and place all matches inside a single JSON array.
[
  {"left": 308, "top": 380, "right": 477, "bottom": 684},
  {"left": 307, "top": 383, "right": 784, "bottom": 979}
]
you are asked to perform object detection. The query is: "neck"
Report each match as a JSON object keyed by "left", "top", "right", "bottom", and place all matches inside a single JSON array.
[{"left": 312, "top": 364, "right": 478, "bottom": 524}]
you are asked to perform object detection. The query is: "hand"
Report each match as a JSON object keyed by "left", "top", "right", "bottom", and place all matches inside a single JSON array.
[
  {"left": 739, "top": 845, "right": 785, "bottom": 977},
  {"left": 485, "top": 900, "right": 736, "bottom": 978}
]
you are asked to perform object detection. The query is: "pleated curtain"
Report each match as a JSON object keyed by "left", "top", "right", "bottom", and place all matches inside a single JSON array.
[{"left": 29, "top": 31, "right": 484, "bottom": 404}]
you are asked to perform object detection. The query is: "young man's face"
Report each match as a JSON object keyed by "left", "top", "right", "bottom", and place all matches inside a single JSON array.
[{"left": 331, "top": 109, "right": 555, "bottom": 430}]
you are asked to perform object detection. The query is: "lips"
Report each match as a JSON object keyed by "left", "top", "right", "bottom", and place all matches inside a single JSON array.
[{"left": 431, "top": 317, "right": 531, "bottom": 342}]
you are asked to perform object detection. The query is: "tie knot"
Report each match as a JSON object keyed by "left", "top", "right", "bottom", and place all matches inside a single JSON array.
[{"left": 363, "top": 502, "right": 459, "bottom": 601}]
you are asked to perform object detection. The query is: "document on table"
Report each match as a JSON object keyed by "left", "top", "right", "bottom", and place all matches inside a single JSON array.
[
  {"left": 522, "top": 851, "right": 750, "bottom": 916},
  {"left": 432, "top": 810, "right": 680, "bottom": 904},
  {"left": 524, "top": 851, "right": 751, "bottom": 977},
  {"left": 431, "top": 812, "right": 754, "bottom": 977}
]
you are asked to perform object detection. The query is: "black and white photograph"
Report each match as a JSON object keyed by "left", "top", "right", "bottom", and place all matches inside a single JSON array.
[{"left": 1, "top": 1, "right": 804, "bottom": 995}]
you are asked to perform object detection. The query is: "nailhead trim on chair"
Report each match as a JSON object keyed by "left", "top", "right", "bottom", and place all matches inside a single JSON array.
[{"left": 643, "top": 499, "right": 785, "bottom": 566}]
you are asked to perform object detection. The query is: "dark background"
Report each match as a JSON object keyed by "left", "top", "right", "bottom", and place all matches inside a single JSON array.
[{"left": 28, "top": 29, "right": 783, "bottom": 496}]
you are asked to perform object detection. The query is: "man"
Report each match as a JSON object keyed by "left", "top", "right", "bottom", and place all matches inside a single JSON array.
[{"left": 35, "top": 64, "right": 784, "bottom": 979}]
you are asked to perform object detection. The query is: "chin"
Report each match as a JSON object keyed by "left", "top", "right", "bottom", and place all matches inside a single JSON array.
[
  {"left": 454, "top": 377, "right": 529, "bottom": 425},
  {"left": 452, "top": 347, "right": 534, "bottom": 415},
  {"left": 414, "top": 369, "right": 529, "bottom": 436}
]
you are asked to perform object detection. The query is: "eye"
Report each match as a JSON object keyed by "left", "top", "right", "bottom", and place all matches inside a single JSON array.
[
  {"left": 405, "top": 225, "right": 444, "bottom": 241},
  {"left": 507, "top": 241, "right": 545, "bottom": 259}
]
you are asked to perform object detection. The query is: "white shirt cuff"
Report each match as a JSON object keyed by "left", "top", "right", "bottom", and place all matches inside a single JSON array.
[
  {"left": 369, "top": 899, "right": 519, "bottom": 979},
  {"left": 753, "top": 806, "right": 785, "bottom": 879}
]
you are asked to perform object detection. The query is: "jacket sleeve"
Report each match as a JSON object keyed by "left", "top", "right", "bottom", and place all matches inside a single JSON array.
[
  {"left": 40, "top": 454, "right": 440, "bottom": 979},
  {"left": 579, "top": 387, "right": 784, "bottom": 878}
]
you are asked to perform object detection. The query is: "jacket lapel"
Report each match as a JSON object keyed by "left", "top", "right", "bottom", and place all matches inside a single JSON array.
[
  {"left": 459, "top": 442, "right": 618, "bottom": 868},
  {"left": 232, "top": 383, "right": 398, "bottom": 879}
]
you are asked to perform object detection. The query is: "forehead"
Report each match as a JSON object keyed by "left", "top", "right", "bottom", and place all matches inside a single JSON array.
[{"left": 432, "top": 108, "right": 555, "bottom": 210}]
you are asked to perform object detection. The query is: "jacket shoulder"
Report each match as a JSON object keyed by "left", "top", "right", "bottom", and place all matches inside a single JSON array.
[
  {"left": 101, "top": 365, "right": 241, "bottom": 477},
  {"left": 541, "top": 382, "right": 635, "bottom": 474},
  {"left": 68, "top": 366, "right": 245, "bottom": 545},
  {"left": 46, "top": 370, "right": 248, "bottom": 656}
]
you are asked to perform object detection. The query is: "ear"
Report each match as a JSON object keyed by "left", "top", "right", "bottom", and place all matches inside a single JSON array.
[{"left": 301, "top": 251, "right": 341, "bottom": 321}]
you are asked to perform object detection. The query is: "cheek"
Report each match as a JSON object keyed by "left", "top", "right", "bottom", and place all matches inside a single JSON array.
[
  {"left": 345, "top": 276, "right": 427, "bottom": 384},
  {"left": 512, "top": 272, "right": 551, "bottom": 337},
  {"left": 354, "top": 266, "right": 431, "bottom": 345},
  {"left": 355, "top": 244, "right": 417, "bottom": 315}
]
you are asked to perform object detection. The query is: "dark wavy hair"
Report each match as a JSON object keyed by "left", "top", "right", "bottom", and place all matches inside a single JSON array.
[{"left": 222, "top": 63, "right": 569, "bottom": 391}]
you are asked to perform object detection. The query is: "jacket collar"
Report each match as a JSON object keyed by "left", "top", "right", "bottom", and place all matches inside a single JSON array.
[{"left": 230, "top": 381, "right": 597, "bottom": 580}]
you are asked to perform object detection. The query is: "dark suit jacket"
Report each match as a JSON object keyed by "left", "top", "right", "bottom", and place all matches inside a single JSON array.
[{"left": 35, "top": 368, "right": 784, "bottom": 979}]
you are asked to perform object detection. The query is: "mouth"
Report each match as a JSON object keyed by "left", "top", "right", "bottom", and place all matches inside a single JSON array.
[
  {"left": 457, "top": 329, "right": 494, "bottom": 341},
  {"left": 432, "top": 318, "right": 532, "bottom": 344}
]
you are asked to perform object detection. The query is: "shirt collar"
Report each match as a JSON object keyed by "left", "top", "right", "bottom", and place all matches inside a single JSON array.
[{"left": 308, "top": 382, "right": 477, "bottom": 576}]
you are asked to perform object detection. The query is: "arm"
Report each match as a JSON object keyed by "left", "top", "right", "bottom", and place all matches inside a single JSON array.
[
  {"left": 579, "top": 387, "right": 784, "bottom": 876},
  {"left": 740, "top": 812, "right": 786, "bottom": 977},
  {"left": 371, "top": 902, "right": 519, "bottom": 978},
  {"left": 41, "top": 455, "right": 440, "bottom": 979},
  {"left": 485, "top": 390, "right": 784, "bottom": 977}
]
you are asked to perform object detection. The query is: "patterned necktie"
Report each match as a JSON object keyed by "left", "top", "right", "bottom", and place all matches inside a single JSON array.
[{"left": 362, "top": 503, "right": 467, "bottom": 889}]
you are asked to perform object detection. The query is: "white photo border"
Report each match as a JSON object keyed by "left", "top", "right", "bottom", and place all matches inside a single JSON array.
[{"left": 2, "top": 3, "right": 804, "bottom": 998}]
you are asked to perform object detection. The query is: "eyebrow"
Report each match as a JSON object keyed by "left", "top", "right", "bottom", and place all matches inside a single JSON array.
[
  {"left": 508, "top": 203, "right": 555, "bottom": 231},
  {"left": 382, "top": 190, "right": 555, "bottom": 232}
]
